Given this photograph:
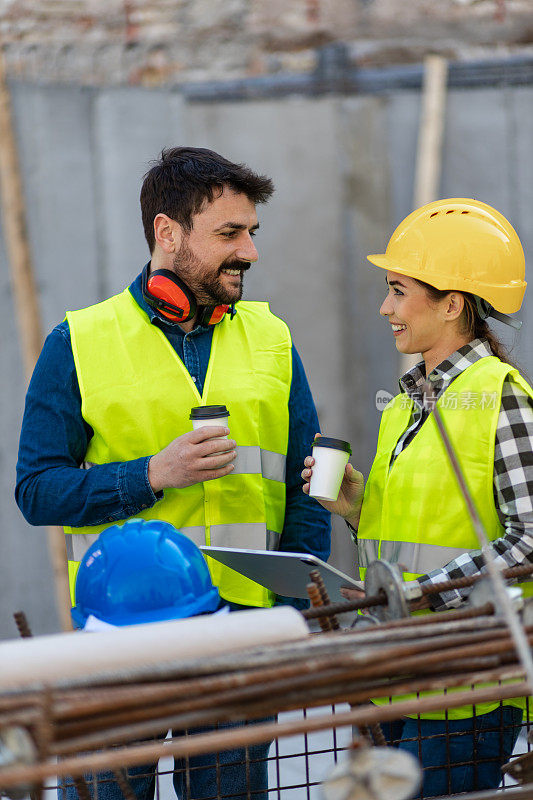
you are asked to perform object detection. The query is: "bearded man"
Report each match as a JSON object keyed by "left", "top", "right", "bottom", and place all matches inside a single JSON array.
[{"left": 16, "top": 146, "right": 330, "bottom": 799}]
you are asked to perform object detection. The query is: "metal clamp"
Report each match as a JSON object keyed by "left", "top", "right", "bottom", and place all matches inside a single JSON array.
[
  {"left": 322, "top": 744, "right": 422, "bottom": 800},
  {"left": 364, "top": 560, "right": 410, "bottom": 622},
  {"left": 402, "top": 581, "right": 423, "bottom": 601},
  {"left": 0, "top": 726, "right": 37, "bottom": 799},
  {"left": 468, "top": 577, "right": 524, "bottom": 616}
]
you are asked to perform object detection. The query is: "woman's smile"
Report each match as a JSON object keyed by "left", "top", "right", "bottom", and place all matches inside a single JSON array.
[{"left": 391, "top": 323, "right": 407, "bottom": 336}]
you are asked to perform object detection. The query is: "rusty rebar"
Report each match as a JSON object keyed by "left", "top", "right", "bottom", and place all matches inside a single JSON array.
[
  {"left": 4, "top": 609, "right": 507, "bottom": 696},
  {"left": 52, "top": 624, "right": 520, "bottom": 727},
  {"left": 7, "top": 616, "right": 524, "bottom": 729},
  {"left": 309, "top": 569, "right": 340, "bottom": 630},
  {"left": 1, "top": 603, "right": 532, "bottom": 794},
  {"left": 0, "top": 615, "right": 511, "bottom": 738},
  {"left": 302, "top": 563, "right": 533, "bottom": 621},
  {"left": 306, "top": 581, "right": 333, "bottom": 632},
  {"left": 0, "top": 680, "right": 529, "bottom": 791},
  {"left": 357, "top": 723, "right": 374, "bottom": 746},
  {"left": 114, "top": 768, "right": 136, "bottom": 800},
  {"left": 47, "top": 627, "right": 530, "bottom": 754},
  {"left": 72, "top": 777, "right": 91, "bottom": 800},
  {"left": 13, "top": 611, "right": 32, "bottom": 638},
  {"left": 28, "top": 687, "right": 53, "bottom": 800},
  {"left": 370, "top": 722, "right": 387, "bottom": 747}
]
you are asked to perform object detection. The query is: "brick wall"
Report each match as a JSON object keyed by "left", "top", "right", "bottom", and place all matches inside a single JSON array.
[{"left": 0, "top": 0, "right": 532, "bottom": 85}]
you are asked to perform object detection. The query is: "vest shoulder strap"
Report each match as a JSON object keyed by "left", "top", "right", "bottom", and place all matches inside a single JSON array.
[{"left": 232, "top": 301, "right": 292, "bottom": 342}]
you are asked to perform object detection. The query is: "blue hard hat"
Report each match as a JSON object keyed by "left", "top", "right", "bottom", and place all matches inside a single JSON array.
[{"left": 71, "top": 519, "right": 220, "bottom": 628}]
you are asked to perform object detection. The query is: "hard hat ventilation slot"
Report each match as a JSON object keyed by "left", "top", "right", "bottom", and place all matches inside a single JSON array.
[
  {"left": 446, "top": 210, "right": 455, "bottom": 214},
  {"left": 461, "top": 211, "right": 469, "bottom": 214},
  {"left": 429, "top": 212, "right": 439, "bottom": 218}
]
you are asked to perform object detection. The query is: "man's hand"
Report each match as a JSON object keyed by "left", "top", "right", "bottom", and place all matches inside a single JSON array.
[{"left": 148, "top": 427, "right": 237, "bottom": 492}]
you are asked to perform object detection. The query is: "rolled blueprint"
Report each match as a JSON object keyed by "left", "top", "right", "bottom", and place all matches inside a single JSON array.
[{"left": 0, "top": 606, "right": 309, "bottom": 690}]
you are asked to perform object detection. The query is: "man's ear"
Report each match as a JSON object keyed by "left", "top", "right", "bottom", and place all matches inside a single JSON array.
[
  {"left": 445, "top": 292, "right": 465, "bottom": 322},
  {"left": 153, "top": 214, "right": 182, "bottom": 254}
]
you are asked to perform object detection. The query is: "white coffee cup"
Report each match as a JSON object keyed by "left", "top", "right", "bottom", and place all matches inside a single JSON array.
[
  {"left": 308, "top": 436, "right": 352, "bottom": 502},
  {"left": 190, "top": 405, "right": 230, "bottom": 439}
]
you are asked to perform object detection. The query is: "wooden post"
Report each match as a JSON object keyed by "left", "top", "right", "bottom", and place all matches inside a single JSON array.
[
  {"left": 0, "top": 47, "right": 72, "bottom": 632},
  {"left": 399, "top": 54, "right": 448, "bottom": 377},
  {"left": 413, "top": 55, "right": 449, "bottom": 210}
]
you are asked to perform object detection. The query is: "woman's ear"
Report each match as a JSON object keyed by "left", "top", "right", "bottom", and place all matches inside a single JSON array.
[{"left": 445, "top": 292, "right": 465, "bottom": 322}]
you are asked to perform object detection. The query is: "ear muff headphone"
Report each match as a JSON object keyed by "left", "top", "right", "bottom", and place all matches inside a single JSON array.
[{"left": 142, "top": 265, "right": 234, "bottom": 326}]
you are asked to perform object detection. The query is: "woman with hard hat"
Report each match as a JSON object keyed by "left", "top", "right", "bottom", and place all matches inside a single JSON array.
[{"left": 302, "top": 198, "right": 531, "bottom": 797}]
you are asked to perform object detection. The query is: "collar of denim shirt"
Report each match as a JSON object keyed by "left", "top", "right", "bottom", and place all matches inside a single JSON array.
[{"left": 129, "top": 265, "right": 217, "bottom": 395}]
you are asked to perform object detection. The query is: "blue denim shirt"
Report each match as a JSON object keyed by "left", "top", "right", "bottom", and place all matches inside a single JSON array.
[{"left": 16, "top": 271, "right": 331, "bottom": 606}]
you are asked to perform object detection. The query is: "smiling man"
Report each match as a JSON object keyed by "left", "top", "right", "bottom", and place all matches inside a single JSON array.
[{"left": 16, "top": 146, "right": 330, "bottom": 800}]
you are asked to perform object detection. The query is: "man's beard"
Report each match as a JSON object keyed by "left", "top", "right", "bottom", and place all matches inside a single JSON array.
[{"left": 172, "top": 238, "right": 249, "bottom": 306}]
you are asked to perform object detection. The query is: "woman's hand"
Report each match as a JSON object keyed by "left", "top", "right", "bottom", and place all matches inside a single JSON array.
[
  {"left": 340, "top": 586, "right": 365, "bottom": 602},
  {"left": 301, "top": 444, "right": 365, "bottom": 525}
]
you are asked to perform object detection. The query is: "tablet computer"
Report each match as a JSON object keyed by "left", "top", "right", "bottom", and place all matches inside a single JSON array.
[{"left": 200, "top": 546, "right": 363, "bottom": 600}]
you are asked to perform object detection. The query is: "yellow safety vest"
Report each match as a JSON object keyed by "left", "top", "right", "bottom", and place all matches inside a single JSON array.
[
  {"left": 358, "top": 355, "right": 533, "bottom": 718},
  {"left": 65, "top": 289, "right": 292, "bottom": 608}
]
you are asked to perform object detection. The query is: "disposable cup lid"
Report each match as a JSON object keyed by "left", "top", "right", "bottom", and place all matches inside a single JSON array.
[
  {"left": 190, "top": 405, "right": 230, "bottom": 420},
  {"left": 311, "top": 436, "right": 352, "bottom": 455}
]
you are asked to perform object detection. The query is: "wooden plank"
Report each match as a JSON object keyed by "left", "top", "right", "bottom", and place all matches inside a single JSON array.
[
  {"left": 0, "top": 49, "right": 72, "bottom": 632},
  {"left": 413, "top": 54, "right": 449, "bottom": 209},
  {"left": 399, "top": 54, "right": 448, "bottom": 377}
]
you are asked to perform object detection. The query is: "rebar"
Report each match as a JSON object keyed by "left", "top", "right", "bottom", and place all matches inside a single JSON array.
[
  {"left": 1, "top": 600, "right": 532, "bottom": 794},
  {"left": 302, "top": 564, "right": 533, "bottom": 621},
  {"left": 72, "top": 777, "right": 91, "bottom": 800},
  {"left": 309, "top": 569, "right": 341, "bottom": 630},
  {"left": 13, "top": 612, "right": 32, "bottom": 639},
  {"left": 306, "top": 581, "right": 333, "bottom": 632},
  {"left": 114, "top": 769, "right": 136, "bottom": 800},
  {"left": 0, "top": 619, "right": 525, "bottom": 756},
  {"left": 0, "top": 680, "right": 529, "bottom": 791}
]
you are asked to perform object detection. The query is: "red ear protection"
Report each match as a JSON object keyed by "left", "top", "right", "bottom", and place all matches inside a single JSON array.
[
  {"left": 142, "top": 268, "right": 196, "bottom": 323},
  {"left": 199, "top": 304, "right": 230, "bottom": 326},
  {"left": 142, "top": 266, "right": 233, "bottom": 326}
]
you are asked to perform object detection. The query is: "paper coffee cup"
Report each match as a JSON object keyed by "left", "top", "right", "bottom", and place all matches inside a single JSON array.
[
  {"left": 190, "top": 405, "right": 230, "bottom": 438},
  {"left": 308, "top": 436, "right": 352, "bottom": 502}
]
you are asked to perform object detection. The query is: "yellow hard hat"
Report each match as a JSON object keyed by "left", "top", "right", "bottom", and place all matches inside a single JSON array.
[{"left": 367, "top": 198, "right": 526, "bottom": 314}]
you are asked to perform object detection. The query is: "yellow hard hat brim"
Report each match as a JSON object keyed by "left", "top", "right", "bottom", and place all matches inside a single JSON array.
[{"left": 366, "top": 253, "right": 526, "bottom": 314}]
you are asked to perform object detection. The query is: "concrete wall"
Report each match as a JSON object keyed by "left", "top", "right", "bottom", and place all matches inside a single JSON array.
[{"left": 1, "top": 82, "right": 532, "bottom": 638}]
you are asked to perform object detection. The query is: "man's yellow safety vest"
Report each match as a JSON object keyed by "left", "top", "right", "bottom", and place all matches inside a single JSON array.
[
  {"left": 358, "top": 355, "right": 533, "bottom": 718},
  {"left": 65, "top": 289, "right": 292, "bottom": 608}
]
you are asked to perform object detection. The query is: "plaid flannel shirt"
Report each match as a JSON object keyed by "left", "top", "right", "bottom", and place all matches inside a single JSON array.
[{"left": 389, "top": 339, "right": 533, "bottom": 611}]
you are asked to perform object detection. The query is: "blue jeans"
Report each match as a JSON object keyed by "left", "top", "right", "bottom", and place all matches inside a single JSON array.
[
  {"left": 380, "top": 705, "right": 523, "bottom": 798},
  {"left": 172, "top": 722, "right": 270, "bottom": 800},
  {"left": 59, "top": 722, "right": 271, "bottom": 800},
  {"left": 58, "top": 762, "right": 155, "bottom": 800}
]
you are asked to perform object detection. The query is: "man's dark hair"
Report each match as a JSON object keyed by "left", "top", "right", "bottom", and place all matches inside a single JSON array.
[{"left": 140, "top": 146, "right": 274, "bottom": 253}]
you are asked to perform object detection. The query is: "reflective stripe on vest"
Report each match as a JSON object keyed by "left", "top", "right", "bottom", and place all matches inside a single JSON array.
[
  {"left": 229, "top": 447, "right": 286, "bottom": 481},
  {"left": 177, "top": 525, "right": 280, "bottom": 552},
  {"left": 65, "top": 294, "right": 292, "bottom": 608},
  {"left": 66, "top": 524, "right": 281, "bottom": 563},
  {"left": 356, "top": 539, "right": 468, "bottom": 574},
  {"left": 85, "top": 447, "right": 286, "bottom": 482}
]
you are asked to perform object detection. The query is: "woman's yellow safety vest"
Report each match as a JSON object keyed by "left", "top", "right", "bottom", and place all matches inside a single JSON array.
[
  {"left": 358, "top": 355, "right": 533, "bottom": 719},
  {"left": 65, "top": 289, "right": 292, "bottom": 608}
]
